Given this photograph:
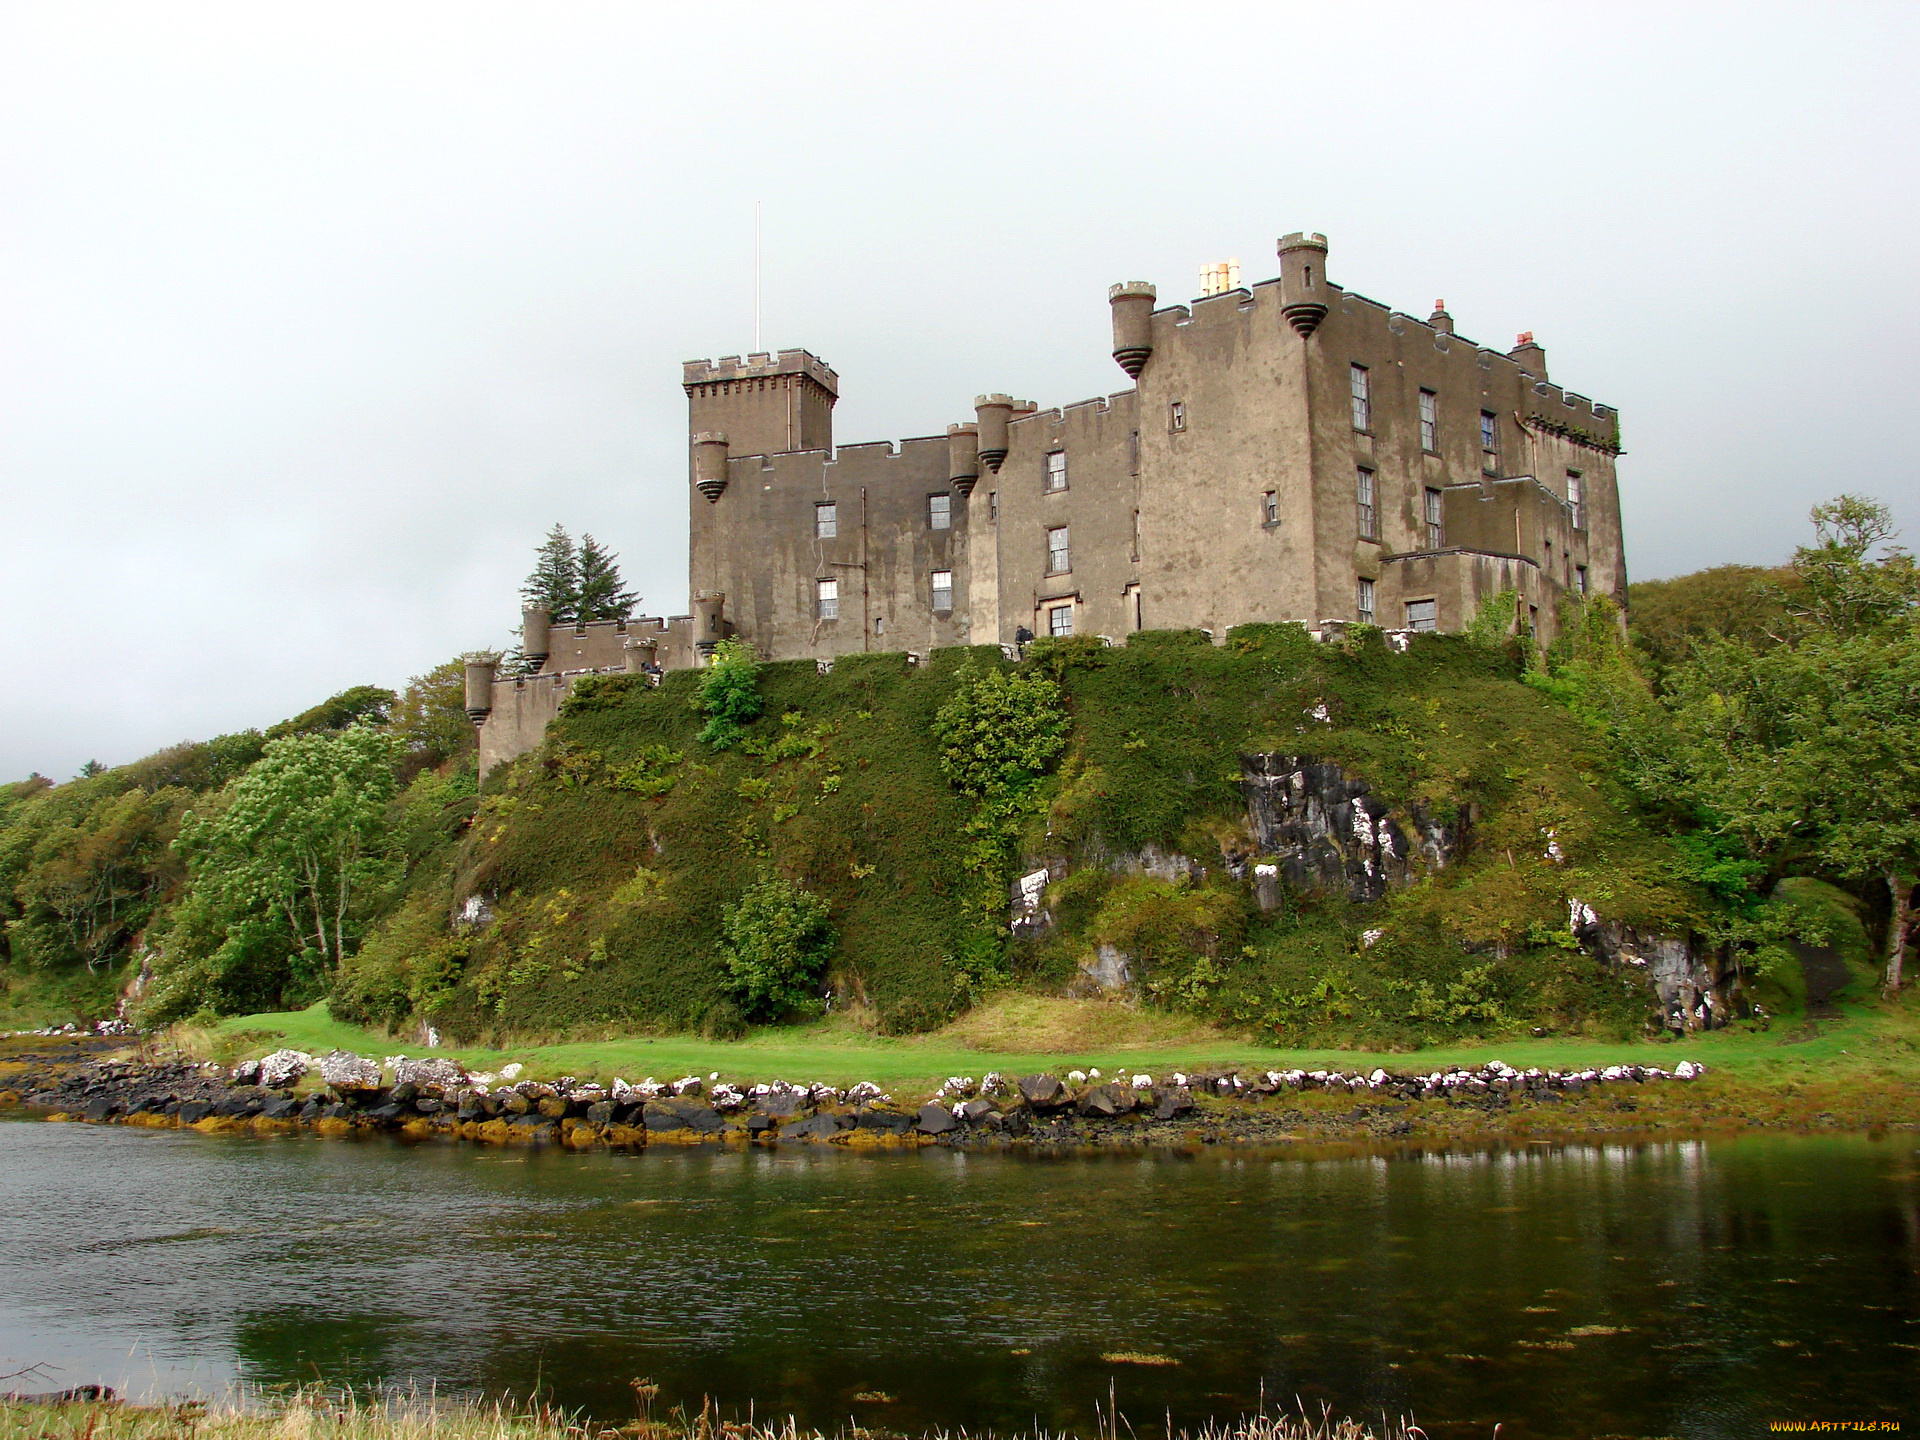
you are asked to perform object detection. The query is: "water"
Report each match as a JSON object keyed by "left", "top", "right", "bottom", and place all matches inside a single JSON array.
[{"left": 2, "top": 1120, "right": 1915, "bottom": 1439}]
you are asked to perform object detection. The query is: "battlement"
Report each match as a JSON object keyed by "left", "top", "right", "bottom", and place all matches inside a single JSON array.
[{"left": 682, "top": 349, "right": 839, "bottom": 397}]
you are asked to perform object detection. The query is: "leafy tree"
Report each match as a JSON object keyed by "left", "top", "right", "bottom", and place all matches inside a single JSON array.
[
  {"left": 174, "top": 725, "right": 401, "bottom": 983},
  {"left": 933, "top": 663, "right": 1069, "bottom": 796},
  {"left": 720, "top": 874, "right": 835, "bottom": 1020},
  {"left": 695, "top": 638, "right": 763, "bottom": 749},
  {"left": 265, "top": 685, "right": 395, "bottom": 740},
  {"left": 1627, "top": 564, "right": 1794, "bottom": 676},
  {"left": 1649, "top": 497, "right": 1920, "bottom": 994},
  {"left": 2, "top": 782, "right": 192, "bottom": 970},
  {"left": 390, "top": 659, "right": 475, "bottom": 768},
  {"left": 78, "top": 760, "right": 105, "bottom": 779},
  {"left": 1782, "top": 493, "right": 1919, "bottom": 639},
  {"left": 575, "top": 533, "right": 639, "bottom": 624},
  {"left": 522, "top": 524, "right": 580, "bottom": 625}
]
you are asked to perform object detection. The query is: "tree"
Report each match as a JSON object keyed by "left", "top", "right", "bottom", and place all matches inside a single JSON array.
[
  {"left": 522, "top": 524, "right": 580, "bottom": 624},
  {"left": 265, "top": 685, "right": 395, "bottom": 740},
  {"left": 575, "top": 533, "right": 639, "bottom": 624},
  {"left": 1627, "top": 564, "right": 1795, "bottom": 676},
  {"left": 390, "top": 659, "right": 475, "bottom": 768},
  {"left": 174, "top": 726, "right": 401, "bottom": 979},
  {"left": 695, "top": 638, "right": 763, "bottom": 749},
  {"left": 1783, "top": 494, "right": 1920, "bottom": 640},
  {"left": 720, "top": 875, "right": 835, "bottom": 1020},
  {"left": 1651, "top": 497, "right": 1920, "bottom": 994},
  {"left": 933, "top": 663, "right": 1070, "bottom": 797}
]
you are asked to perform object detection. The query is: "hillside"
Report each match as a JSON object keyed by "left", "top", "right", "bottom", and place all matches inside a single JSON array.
[
  {"left": 5, "top": 495, "right": 1912, "bottom": 1053},
  {"left": 325, "top": 627, "right": 1736, "bottom": 1048}
]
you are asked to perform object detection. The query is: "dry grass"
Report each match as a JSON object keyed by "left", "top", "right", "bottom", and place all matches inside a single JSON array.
[
  {"left": 923, "top": 995, "right": 1228, "bottom": 1055},
  {"left": 0, "top": 1392, "right": 1417, "bottom": 1440}
]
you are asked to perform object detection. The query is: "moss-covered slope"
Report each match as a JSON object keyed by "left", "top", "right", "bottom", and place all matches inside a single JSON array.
[{"left": 339, "top": 629, "right": 1705, "bottom": 1047}]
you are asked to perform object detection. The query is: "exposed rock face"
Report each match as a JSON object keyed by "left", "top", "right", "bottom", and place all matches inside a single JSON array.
[
  {"left": 1239, "top": 754, "right": 1461, "bottom": 902},
  {"left": 1575, "top": 916, "right": 1738, "bottom": 1032}
]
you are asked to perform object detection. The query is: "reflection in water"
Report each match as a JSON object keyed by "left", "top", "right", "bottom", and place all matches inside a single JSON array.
[{"left": 2, "top": 1121, "right": 1915, "bottom": 1440}]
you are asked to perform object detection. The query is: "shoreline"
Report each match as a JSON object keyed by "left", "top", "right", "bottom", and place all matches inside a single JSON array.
[{"left": 4, "top": 1035, "right": 1915, "bottom": 1154}]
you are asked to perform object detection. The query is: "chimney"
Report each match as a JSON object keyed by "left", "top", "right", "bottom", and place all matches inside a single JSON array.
[
  {"left": 1508, "top": 331, "right": 1547, "bottom": 378},
  {"left": 1429, "top": 299, "right": 1453, "bottom": 335}
]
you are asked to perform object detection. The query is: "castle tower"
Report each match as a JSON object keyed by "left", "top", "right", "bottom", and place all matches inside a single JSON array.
[{"left": 682, "top": 349, "right": 839, "bottom": 458}]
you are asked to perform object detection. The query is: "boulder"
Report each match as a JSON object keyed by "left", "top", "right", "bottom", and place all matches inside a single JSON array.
[
  {"left": 177, "top": 1101, "right": 214, "bottom": 1125},
  {"left": 641, "top": 1100, "right": 689, "bottom": 1132},
  {"left": 1153, "top": 1086, "right": 1195, "bottom": 1121},
  {"left": 915, "top": 1103, "right": 959, "bottom": 1135},
  {"left": 1018, "top": 1074, "right": 1066, "bottom": 1108},
  {"left": 392, "top": 1056, "right": 467, "bottom": 1090},
  {"left": 853, "top": 1108, "right": 914, "bottom": 1135},
  {"left": 957, "top": 1098, "right": 996, "bottom": 1124},
  {"left": 758, "top": 1092, "right": 805, "bottom": 1119},
  {"left": 780, "top": 1113, "right": 846, "bottom": 1140},
  {"left": 1076, "top": 1084, "right": 1123, "bottom": 1118},
  {"left": 319, "top": 1051, "right": 382, "bottom": 1093},
  {"left": 261, "top": 1097, "right": 302, "bottom": 1120},
  {"left": 257, "top": 1049, "right": 312, "bottom": 1089}
]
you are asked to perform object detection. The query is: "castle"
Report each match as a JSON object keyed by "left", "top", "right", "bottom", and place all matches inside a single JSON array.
[{"left": 469, "top": 231, "right": 1626, "bottom": 771}]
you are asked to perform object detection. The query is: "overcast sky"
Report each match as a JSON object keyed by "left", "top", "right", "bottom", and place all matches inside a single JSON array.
[{"left": 2, "top": 2, "right": 1915, "bottom": 780}]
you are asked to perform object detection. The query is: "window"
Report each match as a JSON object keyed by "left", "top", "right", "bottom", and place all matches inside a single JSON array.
[
  {"left": 1044, "top": 450, "right": 1068, "bottom": 492},
  {"left": 1575, "top": 565, "right": 1589, "bottom": 595},
  {"left": 1424, "top": 487, "right": 1444, "bottom": 549},
  {"left": 1349, "top": 364, "right": 1371, "bottom": 431},
  {"left": 1480, "top": 409, "right": 1499, "bottom": 469},
  {"left": 1406, "top": 599, "right": 1438, "bottom": 632},
  {"left": 815, "top": 502, "right": 837, "bottom": 539},
  {"left": 988, "top": 491, "right": 998, "bottom": 522},
  {"left": 1355, "top": 468, "right": 1376, "bottom": 540},
  {"left": 930, "top": 569, "right": 953, "bottom": 611},
  {"left": 1047, "top": 603, "right": 1074, "bottom": 638},
  {"left": 928, "top": 493, "right": 952, "bottom": 530},
  {"left": 1566, "top": 471, "right": 1585, "bottom": 530},
  {"left": 1356, "top": 578, "right": 1375, "bottom": 625},
  {"left": 1262, "top": 491, "right": 1279, "bottom": 526},
  {"left": 1169, "top": 401, "right": 1186, "bottom": 433},
  {"left": 1047, "top": 525, "right": 1071, "bottom": 574},
  {"left": 1419, "top": 390, "right": 1438, "bottom": 453},
  {"left": 815, "top": 578, "right": 839, "bottom": 620}
]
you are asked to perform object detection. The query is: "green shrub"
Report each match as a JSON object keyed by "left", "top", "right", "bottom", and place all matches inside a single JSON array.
[
  {"left": 696, "top": 639, "right": 764, "bottom": 749},
  {"left": 720, "top": 875, "right": 835, "bottom": 1020}
]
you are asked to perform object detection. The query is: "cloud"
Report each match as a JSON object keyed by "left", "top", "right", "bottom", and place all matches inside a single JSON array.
[{"left": 2, "top": 2, "right": 1916, "bottom": 776}]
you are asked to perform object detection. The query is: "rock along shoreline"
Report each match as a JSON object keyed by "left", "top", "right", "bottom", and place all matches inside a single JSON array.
[{"left": 0, "top": 1034, "right": 1754, "bottom": 1153}]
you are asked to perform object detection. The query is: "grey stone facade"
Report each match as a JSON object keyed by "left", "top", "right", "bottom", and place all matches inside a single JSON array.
[{"left": 475, "top": 230, "right": 1626, "bottom": 770}]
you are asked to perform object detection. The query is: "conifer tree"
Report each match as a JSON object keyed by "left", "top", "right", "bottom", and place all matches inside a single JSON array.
[
  {"left": 575, "top": 533, "right": 639, "bottom": 624},
  {"left": 521, "top": 525, "right": 580, "bottom": 624}
]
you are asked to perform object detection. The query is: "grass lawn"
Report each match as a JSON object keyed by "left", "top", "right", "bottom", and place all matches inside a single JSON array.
[{"left": 212, "top": 988, "right": 1920, "bottom": 1096}]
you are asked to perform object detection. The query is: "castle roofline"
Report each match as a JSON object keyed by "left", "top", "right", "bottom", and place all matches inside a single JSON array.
[{"left": 683, "top": 349, "right": 839, "bottom": 397}]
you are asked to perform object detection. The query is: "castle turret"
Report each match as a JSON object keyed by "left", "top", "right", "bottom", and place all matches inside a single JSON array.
[
  {"left": 1278, "top": 231, "right": 1329, "bottom": 337},
  {"left": 692, "top": 432, "right": 730, "bottom": 503},
  {"left": 974, "top": 394, "right": 1014, "bottom": 473},
  {"left": 623, "top": 636, "right": 658, "bottom": 673},
  {"left": 521, "top": 608, "right": 551, "bottom": 674},
  {"left": 948, "top": 422, "right": 980, "bottom": 496},
  {"left": 1108, "top": 282, "right": 1157, "bottom": 377},
  {"left": 682, "top": 350, "right": 838, "bottom": 458},
  {"left": 1508, "top": 332, "right": 1547, "bottom": 378},
  {"left": 693, "top": 591, "right": 727, "bottom": 658},
  {"left": 463, "top": 656, "right": 497, "bottom": 726}
]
